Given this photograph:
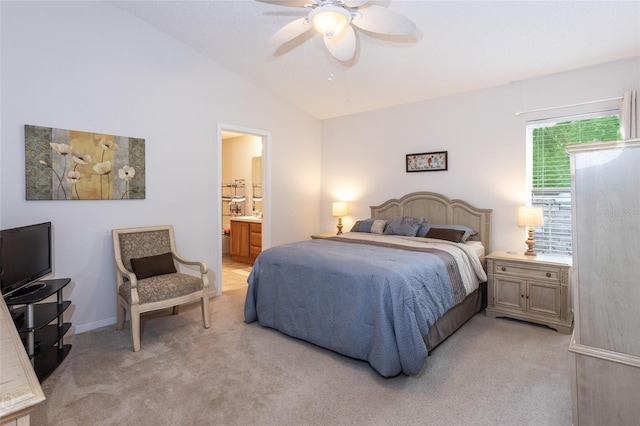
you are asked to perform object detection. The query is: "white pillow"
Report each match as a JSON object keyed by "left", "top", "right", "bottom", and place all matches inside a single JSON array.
[{"left": 371, "top": 219, "right": 386, "bottom": 234}]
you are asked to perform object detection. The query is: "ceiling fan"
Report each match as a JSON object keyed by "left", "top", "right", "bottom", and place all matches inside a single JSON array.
[{"left": 258, "top": 0, "right": 416, "bottom": 62}]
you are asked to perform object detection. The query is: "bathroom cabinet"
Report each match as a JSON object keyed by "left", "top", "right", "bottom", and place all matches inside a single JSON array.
[{"left": 230, "top": 218, "right": 261, "bottom": 264}]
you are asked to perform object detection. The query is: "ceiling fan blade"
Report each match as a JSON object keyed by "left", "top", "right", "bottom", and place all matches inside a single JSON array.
[
  {"left": 269, "top": 17, "right": 313, "bottom": 47},
  {"left": 343, "top": 0, "right": 368, "bottom": 7},
  {"left": 351, "top": 5, "right": 416, "bottom": 35},
  {"left": 323, "top": 25, "right": 356, "bottom": 62},
  {"left": 256, "top": 0, "right": 316, "bottom": 7}
]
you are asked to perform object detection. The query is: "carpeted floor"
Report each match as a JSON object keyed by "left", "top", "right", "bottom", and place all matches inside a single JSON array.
[{"left": 31, "top": 283, "right": 572, "bottom": 426}]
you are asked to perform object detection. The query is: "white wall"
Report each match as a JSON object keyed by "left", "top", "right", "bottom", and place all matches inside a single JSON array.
[
  {"left": 320, "top": 57, "right": 640, "bottom": 253},
  {"left": 0, "top": 1, "right": 321, "bottom": 332}
]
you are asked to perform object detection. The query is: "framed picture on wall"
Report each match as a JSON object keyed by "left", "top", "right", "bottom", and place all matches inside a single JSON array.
[
  {"left": 406, "top": 151, "right": 448, "bottom": 172},
  {"left": 25, "top": 125, "right": 146, "bottom": 200}
]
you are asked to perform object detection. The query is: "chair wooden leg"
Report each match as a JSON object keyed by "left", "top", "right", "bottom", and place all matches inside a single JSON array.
[
  {"left": 116, "top": 301, "right": 126, "bottom": 331},
  {"left": 172, "top": 306, "right": 179, "bottom": 315},
  {"left": 202, "top": 295, "right": 211, "bottom": 329},
  {"left": 131, "top": 305, "right": 141, "bottom": 352}
]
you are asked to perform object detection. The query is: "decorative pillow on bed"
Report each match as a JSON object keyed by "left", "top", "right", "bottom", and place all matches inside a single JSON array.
[
  {"left": 350, "top": 220, "right": 364, "bottom": 232},
  {"left": 130, "top": 252, "right": 177, "bottom": 280},
  {"left": 416, "top": 223, "right": 430, "bottom": 237},
  {"left": 351, "top": 219, "right": 372, "bottom": 232},
  {"left": 425, "top": 227, "right": 466, "bottom": 243},
  {"left": 351, "top": 218, "right": 388, "bottom": 234},
  {"left": 370, "top": 220, "right": 387, "bottom": 234},
  {"left": 417, "top": 223, "right": 478, "bottom": 242},
  {"left": 383, "top": 215, "right": 425, "bottom": 237}
]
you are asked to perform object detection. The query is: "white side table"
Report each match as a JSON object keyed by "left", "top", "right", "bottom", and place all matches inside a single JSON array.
[{"left": 485, "top": 251, "right": 573, "bottom": 334}]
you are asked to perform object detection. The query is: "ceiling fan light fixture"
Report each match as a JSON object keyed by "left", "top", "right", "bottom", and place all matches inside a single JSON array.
[{"left": 309, "top": 5, "right": 352, "bottom": 38}]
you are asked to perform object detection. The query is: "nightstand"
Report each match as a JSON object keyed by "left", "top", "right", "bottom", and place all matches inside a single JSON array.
[
  {"left": 310, "top": 232, "right": 339, "bottom": 239},
  {"left": 485, "top": 251, "right": 573, "bottom": 334}
]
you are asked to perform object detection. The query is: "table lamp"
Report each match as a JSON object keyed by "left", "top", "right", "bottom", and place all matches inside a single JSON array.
[
  {"left": 332, "top": 202, "right": 347, "bottom": 235},
  {"left": 518, "top": 206, "right": 544, "bottom": 256}
]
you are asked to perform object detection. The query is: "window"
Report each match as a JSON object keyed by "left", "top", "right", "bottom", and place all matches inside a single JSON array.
[{"left": 527, "top": 112, "right": 620, "bottom": 256}]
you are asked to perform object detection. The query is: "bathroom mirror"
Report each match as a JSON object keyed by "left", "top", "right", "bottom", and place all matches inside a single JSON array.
[{"left": 252, "top": 156, "right": 262, "bottom": 214}]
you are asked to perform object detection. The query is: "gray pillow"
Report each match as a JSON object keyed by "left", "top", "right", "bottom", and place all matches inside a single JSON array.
[
  {"left": 350, "top": 220, "right": 364, "bottom": 232},
  {"left": 351, "top": 218, "right": 389, "bottom": 234},
  {"left": 384, "top": 216, "right": 425, "bottom": 237},
  {"left": 351, "top": 218, "right": 372, "bottom": 232}
]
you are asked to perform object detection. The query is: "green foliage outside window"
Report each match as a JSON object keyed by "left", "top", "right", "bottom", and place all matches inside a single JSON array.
[{"left": 532, "top": 116, "right": 621, "bottom": 188}]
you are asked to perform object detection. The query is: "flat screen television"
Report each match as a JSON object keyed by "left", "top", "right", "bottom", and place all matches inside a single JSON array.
[{"left": 0, "top": 222, "right": 53, "bottom": 299}]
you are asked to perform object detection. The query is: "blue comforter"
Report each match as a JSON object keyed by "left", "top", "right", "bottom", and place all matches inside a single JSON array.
[{"left": 244, "top": 236, "right": 478, "bottom": 377}]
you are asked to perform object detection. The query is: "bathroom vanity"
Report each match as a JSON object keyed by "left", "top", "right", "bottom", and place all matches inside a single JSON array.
[{"left": 230, "top": 216, "right": 262, "bottom": 264}]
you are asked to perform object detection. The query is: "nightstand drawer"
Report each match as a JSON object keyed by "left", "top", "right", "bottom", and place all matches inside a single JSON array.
[{"left": 493, "top": 261, "right": 559, "bottom": 281}]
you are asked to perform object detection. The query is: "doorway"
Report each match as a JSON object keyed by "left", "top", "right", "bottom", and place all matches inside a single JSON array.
[{"left": 217, "top": 125, "right": 270, "bottom": 295}]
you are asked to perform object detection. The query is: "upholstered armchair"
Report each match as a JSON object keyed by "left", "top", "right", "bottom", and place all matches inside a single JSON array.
[{"left": 112, "top": 225, "right": 211, "bottom": 351}]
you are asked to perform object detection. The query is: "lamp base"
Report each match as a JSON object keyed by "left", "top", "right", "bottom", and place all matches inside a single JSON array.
[
  {"left": 524, "top": 227, "right": 536, "bottom": 256},
  {"left": 336, "top": 217, "right": 343, "bottom": 235}
]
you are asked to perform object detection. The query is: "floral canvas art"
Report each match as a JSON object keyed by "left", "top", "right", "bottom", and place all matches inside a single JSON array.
[
  {"left": 25, "top": 125, "right": 145, "bottom": 200},
  {"left": 406, "top": 151, "right": 448, "bottom": 172}
]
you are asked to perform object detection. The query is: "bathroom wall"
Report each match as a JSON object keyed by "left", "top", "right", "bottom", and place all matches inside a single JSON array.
[{"left": 222, "top": 134, "right": 262, "bottom": 255}]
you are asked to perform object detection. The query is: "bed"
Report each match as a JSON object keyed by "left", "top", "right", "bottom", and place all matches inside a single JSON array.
[{"left": 244, "top": 191, "right": 492, "bottom": 377}]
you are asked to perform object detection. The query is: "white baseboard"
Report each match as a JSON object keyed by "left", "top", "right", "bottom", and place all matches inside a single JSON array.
[{"left": 72, "top": 316, "right": 117, "bottom": 335}]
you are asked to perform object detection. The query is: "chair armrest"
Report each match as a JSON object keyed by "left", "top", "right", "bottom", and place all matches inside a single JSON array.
[
  {"left": 115, "top": 257, "right": 138, "bottom": 288},
  {"left": 171, "top": 252, "right": 208, "bottom": 275}
]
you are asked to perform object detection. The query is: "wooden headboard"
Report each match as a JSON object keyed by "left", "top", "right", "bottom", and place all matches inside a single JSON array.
[{"left": 370, "top": 191, "right": 493, "bottom": 253}]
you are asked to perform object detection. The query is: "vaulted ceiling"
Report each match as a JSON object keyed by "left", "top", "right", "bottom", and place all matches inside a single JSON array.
[{"left": 109, "top": 1, "right": 640, "bottom": 120}]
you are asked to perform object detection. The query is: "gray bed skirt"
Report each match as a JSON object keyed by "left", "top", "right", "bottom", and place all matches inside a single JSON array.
[{"left": 425, "top": 282, "right": 487, "bottom": 351}]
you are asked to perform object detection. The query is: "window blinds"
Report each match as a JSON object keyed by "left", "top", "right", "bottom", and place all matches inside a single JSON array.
[{"left": 528, "top": 113, "right": 620, "bottom": 256}]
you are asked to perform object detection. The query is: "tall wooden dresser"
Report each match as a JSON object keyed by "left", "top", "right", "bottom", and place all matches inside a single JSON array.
[{"left": 566, "top": 139, "right": 640, "bottom": 425}]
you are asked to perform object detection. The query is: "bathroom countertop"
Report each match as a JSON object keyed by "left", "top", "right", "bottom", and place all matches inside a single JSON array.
[{"left": 230, "top": 216, "right": 262, "bottom": 223}]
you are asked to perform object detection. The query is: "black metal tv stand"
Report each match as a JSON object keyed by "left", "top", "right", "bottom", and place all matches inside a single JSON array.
[
  {"left": 5, "top": 278, "right": 72, "bottom": 382},
  {"left": 8, "top": 281, "right": 48, "bottom": 298}
]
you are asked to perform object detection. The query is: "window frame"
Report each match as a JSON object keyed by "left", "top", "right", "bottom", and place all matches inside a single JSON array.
[{"left": 526, "top": 110, "right": 620, "bottom": 256}]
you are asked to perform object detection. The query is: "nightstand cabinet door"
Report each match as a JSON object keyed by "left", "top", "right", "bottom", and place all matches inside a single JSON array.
[
  {"left": 527, "top": 280, "right": 561, "bottom": 317},
  {"left": 492, "top": 276, "right": 525, "bottom": 311}
]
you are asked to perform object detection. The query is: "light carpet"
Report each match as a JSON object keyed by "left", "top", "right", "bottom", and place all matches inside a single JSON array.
[{"left": 32, "top": 287, "right": 572, "bottom": 425}]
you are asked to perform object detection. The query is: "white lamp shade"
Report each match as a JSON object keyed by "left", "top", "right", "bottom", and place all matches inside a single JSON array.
[
  {"left": 332, "top": 201, "right": 347, "bottom": 217},
  {"left": 518, "top": 206, "right": 544, "bottom": 227}
]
